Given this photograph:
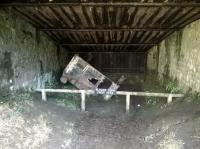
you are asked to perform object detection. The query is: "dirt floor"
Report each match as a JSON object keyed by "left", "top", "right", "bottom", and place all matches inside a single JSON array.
[
  {"left": 0, "top": 93, "right": 200, "bottom": 149},
  {"left": 0, "top": 74, "right": 200, "bottom": 149}
]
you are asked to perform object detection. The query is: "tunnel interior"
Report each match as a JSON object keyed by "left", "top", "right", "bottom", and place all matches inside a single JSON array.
[
  {"left": 1, "top": 1, "right": 200, "bottom": 87},
  {"left": 10, "top": 1, "right": 200, "bottom": 74},
  {"left": 0, "top": 1, "right": 200, "bottom": 149}
]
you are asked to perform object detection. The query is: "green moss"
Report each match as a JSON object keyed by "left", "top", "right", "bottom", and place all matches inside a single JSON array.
[
  {"left": 166, "top": 81, "right": 180, "bottom": 93},
  {"left": 164, "top": 39, "right": 170, "bottom": 76},
  {"left": 175, "top": 31, "right": 183, "bottom": 63}
]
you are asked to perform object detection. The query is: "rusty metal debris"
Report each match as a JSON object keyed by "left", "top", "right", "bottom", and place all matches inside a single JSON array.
[{"left": 60, "top": 55, "right": 124, "bottom": 100}]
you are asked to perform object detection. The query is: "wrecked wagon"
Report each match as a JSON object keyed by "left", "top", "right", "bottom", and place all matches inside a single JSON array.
[{"left": 60, "top": 55, "right": 124, "bottom": 100}]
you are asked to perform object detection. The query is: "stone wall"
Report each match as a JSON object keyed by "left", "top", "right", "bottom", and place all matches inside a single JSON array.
[
  {"left": 147, "top": 19, "right": 200, "bottom": 93},
  {"left": 147, "top": 46, "right": 158, "bottom": 72},
  {"left": 0, "top": 8, "right": 65, "bottom": 90}
]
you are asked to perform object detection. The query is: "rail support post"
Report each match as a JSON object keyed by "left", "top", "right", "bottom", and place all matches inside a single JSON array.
[
  {"left": 42, "top": 90, "right": 47, "bottom": 101},
  {"left": 126, "top": 93, "right": 131, "bottom": 113},
  {"left": 81, "top": 90, "right": 86, "bottom": 111},
  {"left": 167, "top": 94, "right": 173, "bottom": 104}
]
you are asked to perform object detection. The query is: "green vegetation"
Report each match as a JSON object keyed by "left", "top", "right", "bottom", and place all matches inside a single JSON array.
[
  {"left": 176, "top": 31, "right": 183, "bottom": 63},
  {"left": 146, "top": 96, "right": 159, "bottom": 105},
  {"left": 55, "top": 93, "right": 80, "bottom": 110},
  {"left": 166, "top": 81, "right": 180, "bottom": 93},
  {"left": 0, "top": 88, "right": 34, "bottom": 116},
  {"left": 54, "top": 83, "right": 80, "bottom": 110},
  {"left": 42, "top": 72, "right": 59, "bottom": 88}
]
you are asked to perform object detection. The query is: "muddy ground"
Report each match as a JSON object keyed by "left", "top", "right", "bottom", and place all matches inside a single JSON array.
[{"left": 0, "top": 74, "right": 200, "bottom": 149}]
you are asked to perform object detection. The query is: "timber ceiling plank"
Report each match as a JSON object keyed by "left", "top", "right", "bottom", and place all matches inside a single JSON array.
[
  {"left": 128, "top": 6, "right": 138, "bottom": 27},
  {"left": 14, "top": 7, "right": 39, "bottom": 27},
  {"left": 151, "top": 7, "right": 171, "bottom": 28},
  {"left": 145, "top": 31, "right": 160, "bottom": 43},
  {"left": 81, "top": 6, "right": 92, "bottom": 27},
  {"left": 159, "top": 7, "right": 182, "bottom": 27},
  {"left": 60, "top": 6, "right": 75, "bottom": 28},
  {"left": 69, "top": 6, "right": 84, "bottom": 28},
  {"left": 174, "top": 8, "right": 200, "bottom": 28},
  {"left": 140, "top": 31, "right": 152, "bottom": 43},
  {"left": 5, "top": 2, "right": 200, "bottom": 52},
  {"left": 48, "top": 6, "right": 70, "bottom": 28},
  {"left": 142, "top": 7, "right": 161, "bottom": 27},
  {"left": 166, "top": 7, "right": 194, "bottom": 28}
]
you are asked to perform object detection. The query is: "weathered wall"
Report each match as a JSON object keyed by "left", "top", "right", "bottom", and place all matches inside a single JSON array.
[
  {"left": 147, "top": 19, "right": 200, "bottom": 92},
  {"left": 67, "top": 52, "right": 146, "bottom": 73},
  {"left": 147, "top": 46, "right": 158, "bottom": 72},
  {"left": 0, "top": 8, "right": 63, "bottom": 90}
]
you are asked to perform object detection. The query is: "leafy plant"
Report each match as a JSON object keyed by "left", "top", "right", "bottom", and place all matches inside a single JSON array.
[
  {"left": 55, "top": 93, "right": 80, "bottom": 110},
  {"left": 166, "top": 81, "right": 179, "bottom": 93},
  {"left": 146, "top": 96, "right": 159, "bottom": 105}
]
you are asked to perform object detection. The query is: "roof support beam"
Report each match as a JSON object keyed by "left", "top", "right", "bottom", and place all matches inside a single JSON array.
[
  {"left": 1, "top": 3, "right": 200, "bottom": 7},
  {"left": 40, "top": 28, "right": 180, "bottom": 32},
  {"left": 66, "top": 51, "right": 146, "bottom": 53},
  {"left": 60, "top": 43, "right": 157, "bottom": 46}
]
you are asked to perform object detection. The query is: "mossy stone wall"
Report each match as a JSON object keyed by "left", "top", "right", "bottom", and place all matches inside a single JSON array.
[
  {"left": 147, "top": 19, "right": 200, "bottom": 93},
  {"left": 0, "top": 8, "right": 65, "bottom": 90}
]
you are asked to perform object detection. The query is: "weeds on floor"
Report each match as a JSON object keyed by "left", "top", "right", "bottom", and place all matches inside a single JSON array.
[
  {"left": 0, "top": 88, "right": 34, "bottom": 115},
  {"left": 54, "top": 83, "right": 80, "bottom": 110},
  {"left": 145, "top": 96, "right": 162, "bottom": 106},
  {"left": 166, "top": 81, "right": 180, "bottom": 93},
  {"left": 55, "top": 93, "right": 80, "bottom": 110}
]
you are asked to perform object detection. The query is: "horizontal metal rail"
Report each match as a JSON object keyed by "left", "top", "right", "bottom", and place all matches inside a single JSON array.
[{"left": 36, "top": 89, "right": 184, "bottom": 113}]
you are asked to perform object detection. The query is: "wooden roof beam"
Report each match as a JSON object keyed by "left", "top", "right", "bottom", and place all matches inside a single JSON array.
[
  {"left": 60, "top": 43, "right": 157, "bottom": 46},
  {"left": 1, "top": 3, "right": 200, "bottom": 7},
  {"left": 66, "top": 51, "right": 147, "bottom": 53},
  {"left": 40, "top": 28, "right": 181, "bottom": 31}
]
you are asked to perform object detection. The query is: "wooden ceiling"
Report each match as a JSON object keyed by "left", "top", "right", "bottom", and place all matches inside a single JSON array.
[{"left": 1, "top": 1, "right": 200, "bottom": 52}]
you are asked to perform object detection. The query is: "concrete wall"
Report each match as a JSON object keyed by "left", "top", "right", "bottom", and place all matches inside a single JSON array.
[
  {"left": 147, "top": 19, "right": 200, "bottom": 93},
  {"left": 0, "top": 8, "right": 65, "bottom": 90}
]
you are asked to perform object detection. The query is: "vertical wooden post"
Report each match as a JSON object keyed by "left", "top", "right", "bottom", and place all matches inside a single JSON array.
[
  {"left": 126, "top": 93, "right": 130, "bottom": 113},
  {"left": 167, "top": 94, "right": 173, "bottom": 104},
  {"left": 42, "top": 90, "right": 47, "bottom": 101},
  {"left": 81, "top": 90, "right": 86, "bottom": 111}
]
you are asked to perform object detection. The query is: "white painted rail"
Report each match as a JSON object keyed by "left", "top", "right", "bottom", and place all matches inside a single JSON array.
[{"left": 36, "top": 89, "right": 184, "bottom": 113}]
